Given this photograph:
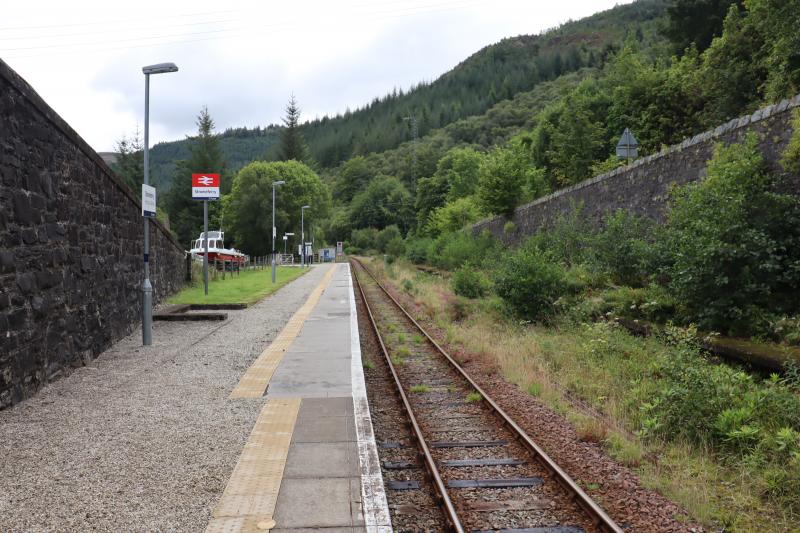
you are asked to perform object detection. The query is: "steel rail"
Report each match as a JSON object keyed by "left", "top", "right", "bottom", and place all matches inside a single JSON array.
[
  {"left": 353, "top": 257, "right": 624, "bottom": 533},
  {"left": 351, "top": 260, "right": 464, "bottom": 533}
]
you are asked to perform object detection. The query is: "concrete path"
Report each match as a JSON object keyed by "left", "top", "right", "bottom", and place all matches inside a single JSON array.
[{"left": 208, "top": 264, "right": 391, "bottom": 533}]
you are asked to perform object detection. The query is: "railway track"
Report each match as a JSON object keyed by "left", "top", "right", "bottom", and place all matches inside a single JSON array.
[{"left": 351, "top": 258, "right": 623, "bottom": 533}]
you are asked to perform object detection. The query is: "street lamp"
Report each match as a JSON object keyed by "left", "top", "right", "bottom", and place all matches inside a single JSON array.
[
  {"left": 141, "top": 62, "right": 178, "bottom": 346},
  {"left": 271, "top": 180, "right": 285, "bottom": 283},
  {"left": 301, "top": 205, "right": 311, "bottom": 268}
]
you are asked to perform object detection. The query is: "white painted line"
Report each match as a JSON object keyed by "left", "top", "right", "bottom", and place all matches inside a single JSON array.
[{"left": 347, "top": 263, "right": 392, "bottom": 532}]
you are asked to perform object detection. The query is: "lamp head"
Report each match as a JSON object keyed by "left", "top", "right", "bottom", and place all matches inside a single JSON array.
[
  {"left": 142, "top": 62, "right": 178, "bottom": 75},
  {"left": 273, "top": 180, "right": 286, "bottom": 187},
  {"left": 302, "top": 204, "right": 311, "bottom": 209}
]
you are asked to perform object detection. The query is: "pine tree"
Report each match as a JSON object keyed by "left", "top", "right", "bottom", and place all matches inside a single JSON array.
[
  {"left": 164, "top": 106, "right": 227, "bottom": 247},
  {"left": 112, "top": 125, "right": 144, "bottom": 190},
  {"left": 278, "top": 94, "right": 310, "bottom": 162}
]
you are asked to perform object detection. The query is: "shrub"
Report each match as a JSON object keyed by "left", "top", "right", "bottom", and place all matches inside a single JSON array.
[
  {"left": 503, "top": 220, "right": 517, "bottom": 234},
  {"left": 385, "top": 236, "right": 405, "bottom": 258},
  {"left": 494, "top": 245, "right": 575, "bottom": 321},
  {"left": 663, "top": 134, "right": 800, "bottom": 335},
  {"left": 426, "top": 196, "right": 483, "bottom": 236},
  {"left": 350, "top": 227, "right": 379, "bottom": 251},
  {"left": 592, "top": 209, "right": 655, "bottom": 286},
  {"left": 375, "top": 225, "right": 402, "bottom": 253},
  {"left": 430, "top": 231, "right": 499, "bottom": 271},
  {"left": 451, "top": 266, "right": 490, "bottom": 299},
  {"left": 640, "top": 326, "right": 800, "bottom": 455},
  {"left": 528, "top": 204, "right": 592, "bottom": 267},
  {"left": 405, "top": 237, "right": 433, "bottom": 264}
]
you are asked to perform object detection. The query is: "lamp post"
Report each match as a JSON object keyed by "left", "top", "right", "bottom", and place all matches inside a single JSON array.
[
  {"left": 141, "top": 62, "right": 178, "bottom": 346},
  {"left": 271, "top": 180, "right": 285, "bottom": 283},
  {"left": 301, "top": 205, "right": 310, "bottom": 268}
]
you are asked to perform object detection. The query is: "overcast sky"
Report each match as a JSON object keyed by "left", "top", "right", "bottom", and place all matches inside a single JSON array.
[{"left": 2, "top": 0, "right": 630, "bottom": 152}]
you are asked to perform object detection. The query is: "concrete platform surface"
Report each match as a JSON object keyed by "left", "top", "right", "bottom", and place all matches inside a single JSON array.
[{"left": 209, "top": 264, "right": 391, "bottom": 533}]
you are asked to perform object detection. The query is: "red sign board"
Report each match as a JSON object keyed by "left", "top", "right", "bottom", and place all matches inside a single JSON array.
[{"left": 192, "top": 173, "right": 221, "bottom": 200}]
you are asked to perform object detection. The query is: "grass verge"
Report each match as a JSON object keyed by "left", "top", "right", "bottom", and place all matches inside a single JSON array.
[{"left": 167, "top": 267, "right": 306, "bottom": 305}]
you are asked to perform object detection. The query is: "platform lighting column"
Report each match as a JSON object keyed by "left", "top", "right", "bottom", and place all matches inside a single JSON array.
[
  {"left": 301, "top": 205, "right": 310, "bottom": 268},
  {"left": 271, "top": 180, "right": 285, "bottom": 283},
  {"left": 141, "top": 62, "right": 178, "bottom": 346}
]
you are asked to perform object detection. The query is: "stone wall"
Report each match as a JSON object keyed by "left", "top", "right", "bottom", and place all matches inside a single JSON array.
[
  {"left": 473, "top": 95, "right": 800, "bottom": 244},
  {"left": 0, "top": 59, "right": 186, "bottom": 409}
]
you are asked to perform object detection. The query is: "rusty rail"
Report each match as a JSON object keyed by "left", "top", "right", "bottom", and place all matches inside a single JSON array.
[
  {"left": 352, "top": 259, "right": 464, "bottom": 532},
  {"left": 352, "top": 257, "right": 624, "bottom": 533}
]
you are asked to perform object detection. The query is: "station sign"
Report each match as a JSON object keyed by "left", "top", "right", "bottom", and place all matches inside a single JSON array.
[
  {"left": 142, "top": 184, "right": 156, "bottom": 217},
  {"left": 192, "top": 173, "right": 220, "bottom": 200}
]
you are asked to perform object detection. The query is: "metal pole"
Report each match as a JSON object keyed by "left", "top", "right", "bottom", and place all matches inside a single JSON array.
[
  {"left": 271, "top": 184, "right": 276, "bottom": 283},
  {"left": 142, "top": 73, "right": 153, "bottom": 346},
  {"left": 301, "top": 209, "right": 305, "bottom": 268},
  {"left": 203, "top": 200, "right": 209, "bottom": 295}
]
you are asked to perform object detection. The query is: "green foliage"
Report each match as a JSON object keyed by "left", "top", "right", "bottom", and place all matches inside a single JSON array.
[
  {"left": 277, "top": 94, "right": 312, "bottom": 164},
  {"left": 780, "top": 109, "right": 800, "bottom": 174},
  {"left": 350, "top": 228, "right": 379, "bottom": 252},
  {"left": 591, "top": 209, "right": 655, "bottom": 286},
  {"left": 333, "top": 156, "right": 375, "bottom": 203},
  {"left": 662, "top": 135, "right": 800, "bottom": 335},
  {"left": 665, "top": 0, "right": 744, "bottom": 54},
  {"left": 477, "top": 140, "right": 545, "bottom": 216},
  {"left": 526, "top": 205, "right": 592, "bottom": 267},
  {"left": 503, "top": 220, "right": 517, "bottom": 234},
  {"left": 494, "top": 244, "right": 575, "bottom": 321},
  {"left": 425, "top": 196, "right": 483, "bottom": 236},
  {"left": 163, "top": 107, "right": 228, "bottom": 247},
  {"left": 111, "top": 127, "right": 143, "bottom": 191},
  {"left": 451, "top": 266, "right": 490, "bottom": 299},
  {"left": 349, "top": 176, "right": 414, "bottom": 232},
  {"left": 375, "top": 225, "right": 402, "bottom": 253},
  {"left": 385, "top": 237, "right": 406, "bottom": 259},
  {"left": 405, "top": 237, "right": 433, "bottom": 264},
  {"left": 225, "top": 160, "right": 331, "bottom": 255},
  {"left": 436, "top": 147, "right": 484, "bottom": 201},
  {"left": 465, "top": 392, "right": 483, "bottom": 403},
  {"left": 429, "top": 231, "right": 499, "bottom": 271},
  {"left": 640, "top": 326, "right": 800, "bottom": 469}
]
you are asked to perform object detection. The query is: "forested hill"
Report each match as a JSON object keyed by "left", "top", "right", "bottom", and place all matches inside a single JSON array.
[{"left": 147, "top": 0, "right": 669, "bottom": 188}]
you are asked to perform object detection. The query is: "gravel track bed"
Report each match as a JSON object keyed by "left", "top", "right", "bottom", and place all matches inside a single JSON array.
[
  {"left": 355, "top": 275, "right": 448, "bottom": 532},
  {"left": 355, "top": 263, "right": 593, "bottom": 533},
  {"left": 0, "top": 266, "right": 327, "bottom": 532},
  {"left": 374, "top": 265, "right": 705, "bottom": 533}
]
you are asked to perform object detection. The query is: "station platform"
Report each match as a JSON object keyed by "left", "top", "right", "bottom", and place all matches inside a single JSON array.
[
  {"left": 0, "top": 263, "right": 390, "bottom": 532},
  {"left": 207, "top": 263, "right": 391, "bottom": 533}
]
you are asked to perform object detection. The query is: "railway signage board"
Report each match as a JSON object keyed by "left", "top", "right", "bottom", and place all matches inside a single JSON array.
[
  {"left": 615, "top": 128, "right": 638, "bottom": 160},
  {"left": 192, "top": 173, "right": 220, "bottom": 200},
  {"left": 141, "top": 184, "right": 156, "bottom": 217}
]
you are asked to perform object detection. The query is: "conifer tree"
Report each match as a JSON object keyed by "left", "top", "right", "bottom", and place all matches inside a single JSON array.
[
  {"left": 164, "top": 106, "right": 227, "bottom": 247},
  {"left": 277, "top": 94, "right": 310, "bottom": 162}
]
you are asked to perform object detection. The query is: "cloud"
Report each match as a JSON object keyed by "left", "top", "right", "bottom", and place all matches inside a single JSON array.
[{"left": 3, "top": 0, "right": 631, "bottom": 151}]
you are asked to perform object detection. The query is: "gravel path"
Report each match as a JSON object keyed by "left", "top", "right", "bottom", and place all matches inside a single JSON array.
[{"left": 0, "top": 265, "right": 328, "bottom": 533}]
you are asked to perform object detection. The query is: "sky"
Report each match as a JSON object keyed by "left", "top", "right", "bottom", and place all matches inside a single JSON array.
[{"left": 2, "top": 0, "right": 631, "bottom": 152}]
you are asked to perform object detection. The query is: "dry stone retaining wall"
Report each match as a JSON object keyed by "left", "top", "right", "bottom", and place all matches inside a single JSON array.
[
  {"left": 473, "top": 95, "right": 800, "bottom": 244},
  {"left": 0, "top": 59, "right": 185, "bottom": 409}
]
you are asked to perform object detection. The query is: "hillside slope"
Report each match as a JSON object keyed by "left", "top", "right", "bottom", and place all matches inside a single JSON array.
[{"left": 148, "top": 0, "right": 669, "bottom": 188}]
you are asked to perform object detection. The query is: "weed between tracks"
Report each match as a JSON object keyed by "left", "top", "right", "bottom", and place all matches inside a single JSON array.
[{"left": 363, "top": 257, "right": 800, "bottom": 532}]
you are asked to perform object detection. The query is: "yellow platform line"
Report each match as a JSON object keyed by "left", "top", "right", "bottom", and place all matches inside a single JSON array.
[
  {"left": 206, "top": 398, "right": 301, "bottom": 533},
  {"left": 229, "top": 264, "right": 339, "bottom": 399}
]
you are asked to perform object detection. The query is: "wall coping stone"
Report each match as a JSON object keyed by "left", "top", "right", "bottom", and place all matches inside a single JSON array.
[{"left": 0, "top": 58, "right": 182, "bottom": 251}]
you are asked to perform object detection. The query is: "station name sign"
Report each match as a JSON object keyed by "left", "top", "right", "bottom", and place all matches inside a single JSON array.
[{"left": 192, "top": 173, "right": 221, "bottom": 200}]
